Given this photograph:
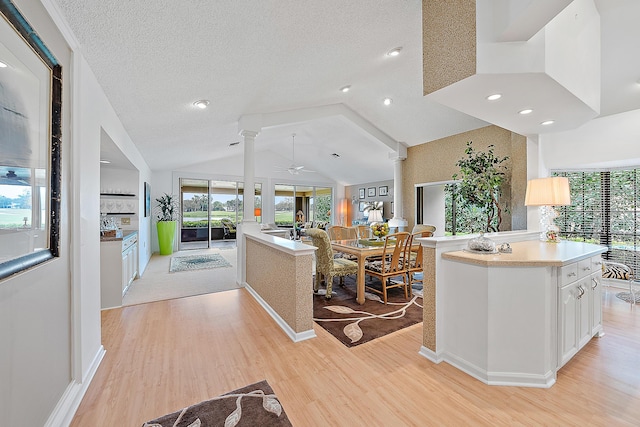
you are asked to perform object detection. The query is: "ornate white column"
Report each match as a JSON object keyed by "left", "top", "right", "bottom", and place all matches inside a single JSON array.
[
  {"left": 240, "top": 129, "right": 258, "bottom": 223},
  {"left": 388, "top": 145, "right": 408, "bottom": 232}
]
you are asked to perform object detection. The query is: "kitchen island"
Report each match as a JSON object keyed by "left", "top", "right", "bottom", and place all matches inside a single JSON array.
[{"left": 436, "top": 240, "right": 607, "bottom": 388}]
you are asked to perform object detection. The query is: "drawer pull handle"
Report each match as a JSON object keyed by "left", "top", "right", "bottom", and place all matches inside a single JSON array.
[
  {"left": 592, "top": 277, "right": 599, "bottom": 289},
  {"left": 583, "top": 266, "right": 591, "bottom": 271},
  {"left": 568, "top": 272, "right": 577, "bottom": 277}
]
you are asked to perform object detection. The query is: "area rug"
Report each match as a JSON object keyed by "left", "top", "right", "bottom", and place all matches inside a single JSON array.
[
  {"left": 313, "top": 275, "right": 423, "bottom": 347},
  {"left": 616, "top": 291, "right": 640, "bottom": 304},
  {"left": 142, "top": 380, "right": 292, "bottom": 427},
  {"left": 169, "top": 253, "right": 232, "bottom": 273}
]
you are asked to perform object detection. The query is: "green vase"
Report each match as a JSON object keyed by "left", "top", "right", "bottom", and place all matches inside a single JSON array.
[{"left": 157, "top": 221, "right": 177, "bottom": 255}]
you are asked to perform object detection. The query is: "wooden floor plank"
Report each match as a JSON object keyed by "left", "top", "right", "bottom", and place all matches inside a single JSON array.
[{"left": 71, "top": 285, "right": 640, "bottom": 426}]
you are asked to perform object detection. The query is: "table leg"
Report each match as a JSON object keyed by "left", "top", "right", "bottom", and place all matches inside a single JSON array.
[{"left": 356, "top": 254, "right": 366, "bottom": 304}]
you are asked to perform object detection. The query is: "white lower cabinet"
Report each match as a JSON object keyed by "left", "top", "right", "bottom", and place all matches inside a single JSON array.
[
  {"left": 101, "top": 231, "right": 138, "bottom": 309},
  {"left": 558, "top": 256, "right": 603, "bottom": 367}
]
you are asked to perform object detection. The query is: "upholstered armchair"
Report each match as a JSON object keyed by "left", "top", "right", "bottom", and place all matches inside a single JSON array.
[
  {"left": 220, "top": 218, "right": 237, "bottom": 239},
  {"left": 305, "top": 228, "right": 358, "bottom": 299}
]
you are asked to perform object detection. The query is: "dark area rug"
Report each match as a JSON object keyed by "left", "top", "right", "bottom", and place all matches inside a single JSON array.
[
  {"left": 142, "top": 380, "right": 292, "bottom": 427},
  {"left": 313, "top": 275, "right": 423, "bottom": 347},
  {"left": 169, "top": 253, "right": 232, "bottom": 273},
  {"left": 616, "top": 291, "right": 640, "bottom": 304}
]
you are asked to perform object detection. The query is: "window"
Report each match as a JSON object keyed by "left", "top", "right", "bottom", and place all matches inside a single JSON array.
[
  {"left": 0, "top": 1, "right": 62, "bottom": 280},
  {"left": 274, "top": 184, "right": 332, "bottom": 226},
  {"left": 554, "top": 169, "right": 640, "bottom": 277}
]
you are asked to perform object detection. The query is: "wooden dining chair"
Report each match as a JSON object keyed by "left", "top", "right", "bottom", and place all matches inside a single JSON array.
[
  {"left": 364, "top": 231, "right": 411, "bottom": 304},
  {"left": 355, "top": 224, "right": 372, "bottom": 239},
  {"left": 406, "top": 230, "right": 433, "bottom": 289},
  {"left": 327, "top": 225, "right": 357, "bottom": 241},
  {"left": 306, "top": 228, "right": 358, "bottom": 299}
]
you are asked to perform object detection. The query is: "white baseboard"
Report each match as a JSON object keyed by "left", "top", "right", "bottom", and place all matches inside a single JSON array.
[
  {"left": 44, "top": 345, "right": 106, "bottom": 427},
  {"left": 244, "top": 283, "right": 316, "bottom": 342},
  {"left": 418, "top": 345, "right": 443, "bottom": 363},
  {"left": 441, "top": 351, "right": 555, "bottom": 388}
]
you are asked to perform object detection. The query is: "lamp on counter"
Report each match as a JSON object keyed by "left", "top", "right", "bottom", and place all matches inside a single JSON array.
[
  {"left": 254, "top": 207, "right": 261, "bottom": 219},
  {"left": 367, "top": 209, "right": 383, "bottom": 224},
  {"left": 524, "top": 177, "right": 571, "bottom": 242}
]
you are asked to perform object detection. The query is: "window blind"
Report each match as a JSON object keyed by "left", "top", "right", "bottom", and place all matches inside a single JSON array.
[{"left": 554, "top": 169, "right": 640, "bottom": 277}]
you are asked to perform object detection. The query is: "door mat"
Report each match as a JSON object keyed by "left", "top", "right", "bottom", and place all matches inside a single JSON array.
[
  {"left": 616, "top": 291, "right": 640, "bottom": 304},
  {"left": 169, "top": 253, "right": 232, "bottom": 273}
]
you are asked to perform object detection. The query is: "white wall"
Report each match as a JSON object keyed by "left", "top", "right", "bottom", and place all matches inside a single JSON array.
[
  {"left": 0, "top": 1, "right": 73, "bottom": 426},
  {"left": 1, "top": 1, "right": 153, "bottom": 425}
]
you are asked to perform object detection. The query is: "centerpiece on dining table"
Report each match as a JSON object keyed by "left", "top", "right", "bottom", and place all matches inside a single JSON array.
[{"left": 370, "top": 222, "right": 390, "bottom": 241}]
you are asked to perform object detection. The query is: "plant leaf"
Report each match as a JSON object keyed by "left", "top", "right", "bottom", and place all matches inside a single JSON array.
[
  {"left": 325, "top": 305, "right": 356, "bottom": 314},
  {"left": 224, "top": 396, "right": 243, "bottom": 427},
  {"left": 263, "top": 396, "right": 283, "bottom": 417},
  {"left": 344, "top": 322, "right": 363, "bottom": 343}
]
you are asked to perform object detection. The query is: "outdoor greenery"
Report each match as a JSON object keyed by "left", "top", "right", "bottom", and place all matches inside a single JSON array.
[{"left": 452, "top": 141, "right": 509, "bottom": 233}]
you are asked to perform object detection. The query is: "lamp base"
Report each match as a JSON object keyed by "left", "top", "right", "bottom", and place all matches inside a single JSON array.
[{"left": 539, "top": 206, "right": 560, "bottom": 242}]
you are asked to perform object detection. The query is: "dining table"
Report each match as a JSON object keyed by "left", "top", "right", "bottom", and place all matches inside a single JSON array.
[{"left": 330, "top": 238, "right": 390, "bottom": 304}]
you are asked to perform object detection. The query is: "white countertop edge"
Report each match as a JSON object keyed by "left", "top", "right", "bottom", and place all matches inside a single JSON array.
[
  {"left": 245, "top": 231, "right": 316, "bottom": 256},
  {"left": 416, "top": 230, "right": 539, "bottom": 249},
  {"left": 441, "top": 240, "right": 608, "bottom": 267}
]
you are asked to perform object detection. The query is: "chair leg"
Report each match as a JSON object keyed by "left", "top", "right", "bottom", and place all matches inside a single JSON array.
[
  {"left": 313, "top": 272, "right": 321, "bottom": 292},
  {"left": 326, "top": 274, "right": 334, "bottom": 299},
  {"left": 382, "top": 279, "right": 388, "bottom": 305}
]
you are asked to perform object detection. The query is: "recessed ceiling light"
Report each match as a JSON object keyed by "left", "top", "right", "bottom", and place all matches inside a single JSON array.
[
  {"left": 486, "top": 94, "right": 501, "bottom": 101},
  {"left": 387, "top": 47, "right": 402, "bottom": 57},
  {"left": 193, "top": 100, "right": 210, "bottom": 109},
  {"left": 383, "top": 98, "right": 393, "bottom": 106},
  {"left": 541, "top": 120, "right": 555, "bottom": 125},
  {"left": 99, "top": 160, "right": 111, "bottom": 164},
  {"left": 519, "top": 109, "right": 533, "bottom": 115},
  {"left": 340, "top": 85, "right": 351, "bottom": 93},
  {"left": 0, "top": 61, "right": 7, "bottom": 68}
]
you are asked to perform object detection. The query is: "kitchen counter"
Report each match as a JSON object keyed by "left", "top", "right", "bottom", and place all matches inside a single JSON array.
[
  {"left": 100, "top": 230, "right": 137, "bottom": 242},
  {"left": 441, "top": 240, "right": 606, "bottom": 267},
  {"left": 436, "top": 239, "right": 607, "bottom": 388}
]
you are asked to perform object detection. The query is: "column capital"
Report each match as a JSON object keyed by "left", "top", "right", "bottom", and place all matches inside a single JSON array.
[
  {"left": 239, "top": 129, "right": 259, "bottom": 139},
  {"left": 388, "top": 143, "right": 407, "bottom": 161}
]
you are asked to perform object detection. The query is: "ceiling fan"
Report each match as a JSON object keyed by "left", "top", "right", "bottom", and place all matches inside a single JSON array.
[{"left": 275, "top": 133, "right": 315, "bottom": 175}]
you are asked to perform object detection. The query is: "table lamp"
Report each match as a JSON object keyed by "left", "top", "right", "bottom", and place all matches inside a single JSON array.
[
  {"left": 367, "top": 209, "right": 383, "bottom": 224},
  {"left": 524, "top": 177, "right": 571, "bottom": 242}
]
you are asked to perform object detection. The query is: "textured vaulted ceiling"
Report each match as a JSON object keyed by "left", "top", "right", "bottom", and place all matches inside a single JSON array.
[{"left": 53, "top": 0, "right": 640, "bottom": 184}]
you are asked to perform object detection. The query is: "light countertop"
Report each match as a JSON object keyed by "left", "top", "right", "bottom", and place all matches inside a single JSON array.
[{"left": 441, "top": 240, "right": 607, "bottom": 267}]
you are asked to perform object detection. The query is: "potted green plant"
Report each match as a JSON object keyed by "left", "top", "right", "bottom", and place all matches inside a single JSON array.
[
  {"left": 452, "top": 141, "right": 509, "bottom": 233},
  {"left": 154, "top": 193, "right": 181, "bottom": 255}
]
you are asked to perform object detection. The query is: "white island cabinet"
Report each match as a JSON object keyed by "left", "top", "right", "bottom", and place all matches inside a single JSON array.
[
  {"left": 100, "top": 231, "right": 138, "bottom": 309},
  {"left": 439, "top": 240, "right": 607, "bottom": 388}
]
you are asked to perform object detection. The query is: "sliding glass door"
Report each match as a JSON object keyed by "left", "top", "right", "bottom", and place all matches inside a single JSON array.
[{"left": 180, "top": 179, "right": 262, "bottom": 250}]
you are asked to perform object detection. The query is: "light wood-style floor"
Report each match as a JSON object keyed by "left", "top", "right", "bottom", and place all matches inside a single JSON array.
[{"left": 72, "top": 286, "right": 640, "bottom": 426}]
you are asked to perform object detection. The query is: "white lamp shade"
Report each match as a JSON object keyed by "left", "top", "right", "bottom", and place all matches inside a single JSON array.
[
  {"left": 367, "top": 209, "right": 383, "bottom": 224},
  {"left": 525, "top": 177, "right": 571, "bottom": 206}
]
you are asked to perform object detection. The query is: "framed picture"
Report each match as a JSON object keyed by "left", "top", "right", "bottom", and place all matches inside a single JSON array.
[
  {"left": 358, "top": 188, "right": 365, "bottom": 199},
  {"left": 0, "top": 1, "right": 62, "bottom": 280},
  {"left": 144, "top": 182, "right": 151, "bottom": 217},
  {"left": 359, "top": 202, "right": 366, "bottom": 212},
  {"left": 368, "top": 187, "right": 376, "bottom": 197},
  {"left": 379, "top": 186, "right": 388, "bottom": 196}
]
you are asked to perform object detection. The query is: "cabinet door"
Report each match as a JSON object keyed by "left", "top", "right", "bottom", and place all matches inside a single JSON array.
[
  {"left": 590, "top": 273, "right": 602, "bottom": 336},
  {"left": 122, "top": 250, "right": 129, "bottom": 294},
  {"left": 577, "top": 278, "right": 591, "bottom": 349},
  {"left": 559, "top": 283, "right": 579, "bottom": 367}
]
